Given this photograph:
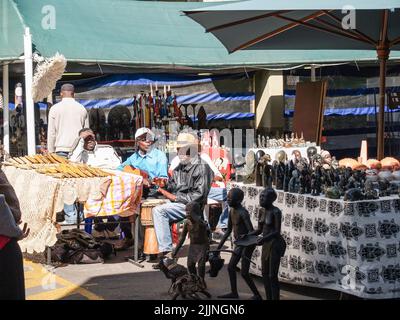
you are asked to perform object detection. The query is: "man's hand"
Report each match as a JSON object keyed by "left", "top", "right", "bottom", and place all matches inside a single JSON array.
[
  {"left": 213, "top": 175, "right": 224, "bottom": 182},
  {"left": 18, "top": 222, "right": 30, "bottom": 241},
  {"left": 157, "top": 188, "right": 177, "bottom": 202},
  {"left": 143, "top": 178, "right": 151, "bottom": 187},
  {"left": 80, "top": 131, "right": 95, "bottom": 141}
]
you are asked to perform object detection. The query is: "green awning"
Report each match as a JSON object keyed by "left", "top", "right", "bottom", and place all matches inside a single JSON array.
[
  {"left": 1, "top": 0, "right": 400, "bottom": 68},
  {"left": 0, "top": 0, "right": 25, "bottom": 61}
]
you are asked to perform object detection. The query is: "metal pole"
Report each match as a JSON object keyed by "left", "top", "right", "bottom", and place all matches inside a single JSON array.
[
  {"left": 373, "top": 90, "right": 378, "bottom": 157},
  {"left": 377, "top": 49, "right": 389, "bottom": 160},
  {"left": 376, "top": 9, "right": 389, "bottom": 161},
  {"left": 2, "top": 64, "right": 10, "bottom": 154},
  {"left": 24, "top": 27, "right": 36, "bottom": 155},
  {"left": 311, "top": 64, "right": 316, "bottom": 82}
]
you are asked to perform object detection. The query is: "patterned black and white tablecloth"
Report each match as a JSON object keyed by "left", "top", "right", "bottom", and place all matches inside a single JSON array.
[{"left": 230, "top": 183, "right": 400, "bottom": 299}]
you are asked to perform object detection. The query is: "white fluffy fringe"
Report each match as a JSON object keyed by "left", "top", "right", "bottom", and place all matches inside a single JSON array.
[{"left": 32, "top": 53, "right": 67, "bottom": 102}]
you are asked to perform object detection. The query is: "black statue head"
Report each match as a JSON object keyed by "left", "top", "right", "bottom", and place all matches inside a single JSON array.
[
  {"left": 256, "top": 150, "right": 266, "bottom": 162},
  {"left": 307, "top": 146, "right": 318, "bottom": 160},
  {"left": 227, "top": 188, "right": 244, "bottom": 208},
  {"left": 259, "top": 187, "right": 277, "bottom": 207},
  {"left": 275, "top": 150, "right": 287, "bottom": 163}
]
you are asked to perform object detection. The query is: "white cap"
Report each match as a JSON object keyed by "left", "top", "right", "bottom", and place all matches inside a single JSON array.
[{"left": 135, "top": 127, "right": 155, "bottom": 141}]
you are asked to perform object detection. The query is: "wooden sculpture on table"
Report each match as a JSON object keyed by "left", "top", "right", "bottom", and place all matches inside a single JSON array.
[{"left": 197, "top": 106, "right": 207, "bottom": 130}]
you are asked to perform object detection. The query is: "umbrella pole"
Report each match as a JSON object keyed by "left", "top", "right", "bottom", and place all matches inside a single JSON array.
[
  {"left": 24, "top": 27, "right": 36, "bottom": 155},
  {"left": 2, "top": 63, "right": 10, "bottom": 155},
  {"left": 377, "top": 46, "right": 389, "bottom": 160}
]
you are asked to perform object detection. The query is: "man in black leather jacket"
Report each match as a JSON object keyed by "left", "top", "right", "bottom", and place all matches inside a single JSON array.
[{"left": 153, "top": 132, "right": 213, "bottom": 257}]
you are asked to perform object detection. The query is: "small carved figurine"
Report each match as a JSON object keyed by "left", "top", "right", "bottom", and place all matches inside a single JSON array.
[{"left": 288, "top": 169, "right": 300, "bottom": 193}]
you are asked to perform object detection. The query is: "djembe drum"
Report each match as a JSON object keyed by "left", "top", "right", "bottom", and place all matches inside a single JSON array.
[{"left": 140, "top": 198, "right": 167, "bottom": 255}]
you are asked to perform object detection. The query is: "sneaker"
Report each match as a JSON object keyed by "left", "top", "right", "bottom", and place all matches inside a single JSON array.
[{"left": 114, "top": 238, "right": 135, "bottom": 251}]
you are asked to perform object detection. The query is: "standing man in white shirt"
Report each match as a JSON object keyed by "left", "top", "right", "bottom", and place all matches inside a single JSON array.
[
  {"left": 47, "top": 84, "right": 89, "bottom": 158},
  {"left": 48, "top": 84, "right": 89, "bottom": 225}
]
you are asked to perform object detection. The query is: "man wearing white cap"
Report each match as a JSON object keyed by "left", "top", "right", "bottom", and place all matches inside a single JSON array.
[
  {"left": 115, "top": 127, "right": 168, "bottom": 250},
  {"left": 117, "top": 128, "right": 168, "bottom": 180},
  {"left": 152, "top": 132, "right": 214, "bottom": 261}
]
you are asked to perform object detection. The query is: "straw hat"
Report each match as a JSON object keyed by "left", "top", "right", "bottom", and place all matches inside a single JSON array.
[{"left": 176, "top": 132, "right": 198, "bottom": 148}]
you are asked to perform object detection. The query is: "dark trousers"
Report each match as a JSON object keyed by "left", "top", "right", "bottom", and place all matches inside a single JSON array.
[
  {"left": 93, "top": 216, "right": 119, "bottom": 232},
  {"left": 120, "top": 216, "right": 144, "bottom": 251},
  {"left": 0, "top": 239, "right": 25, "bottom": 300},
  {"left": 119, "top": 216, "right": 133, "bottom": 239}
]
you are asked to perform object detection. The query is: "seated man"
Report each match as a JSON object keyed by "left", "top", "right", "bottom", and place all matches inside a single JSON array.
[
  {"left": 68, "top": 128, "right": 122, "bottom": 238},
  {"left": 115, "top": 127, "right": 168, "bottom": 250},
  {"left": 169, "top": 137, "right": 228, "bottom": 235},
  {"left": 152, "top": 132, "right": 214, "bottom": 262},
  {"left": 69, "top": 128, "right": 122, "bottom": 169}
]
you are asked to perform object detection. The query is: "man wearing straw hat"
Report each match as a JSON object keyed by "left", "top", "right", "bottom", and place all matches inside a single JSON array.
[{"left": 152, "top": 132, "right": 214, "bottom": 262}]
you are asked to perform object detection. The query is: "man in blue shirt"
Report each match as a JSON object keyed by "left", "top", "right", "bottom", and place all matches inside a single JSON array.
[{"left": 115, "top": 127, "right": 168, "bottom": 251}]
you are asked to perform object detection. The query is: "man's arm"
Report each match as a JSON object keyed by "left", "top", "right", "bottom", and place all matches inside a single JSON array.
[
  {"left": 47, "top": 109, "right": 56, "bottom": 153},
  {"left": 116, "top": 157, "right": 132, "bottom": 171},
  {"left": 68, "top": 138, "right": 85, "bottom": 163},
  {"left": 201, "top": 153, "right": 223, "bottom": 180},
  {"left": 157, "top": 187, "right": 177, "bottom": 202},
  {"left": 175, "top": 164, "right": 213, "bottom": 205},
  {"left": 157, "top": 151, "right": 169, "bottom": 179},
  {"left": 109, "top": 150, "right": 122, "bottom": 169},
  {"left": 83, "top": 110, "right": 89, "bottom": 128}
]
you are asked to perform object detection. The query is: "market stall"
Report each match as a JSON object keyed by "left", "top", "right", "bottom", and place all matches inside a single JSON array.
[
  {"left": 2, "top": 154, "right": 143, "bottom": 254},
  {"left": 232, "top": 182, "right": 400, "bottom": 299},
  {"left": 227, "top": 146, "right": 400, "bottom": 299}
]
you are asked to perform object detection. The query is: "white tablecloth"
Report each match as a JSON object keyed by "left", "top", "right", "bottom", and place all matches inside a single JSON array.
[
  {"left": 3, "top": 166, "right": 109, "bottom": 254},
  {"left": 230, "top": 182, "right": 400, "bottom": 299}
]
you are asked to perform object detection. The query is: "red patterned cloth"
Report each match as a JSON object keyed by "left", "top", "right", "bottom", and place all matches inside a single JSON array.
[{"left": 0, "top": 235, "right": 10, "bottom": 250}]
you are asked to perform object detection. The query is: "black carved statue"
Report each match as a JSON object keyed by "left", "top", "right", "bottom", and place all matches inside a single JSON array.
[
  {"left": 217, "top": 188, "right": 262, "bottom": 300},
  {"left": 344, "top": 188, "right": 364, "bottom": 201},
  {"left": 260, "top": 155, "right": 273, "bottom": 188},
  {"left": 288, "top": 169, "right": 300, "bottom": 193},
  {"left": 364, "top": 180, "right": 379, "bottom": 200},
  {"left": 247, "top": 188, "right": 286, "bottom": 300}
]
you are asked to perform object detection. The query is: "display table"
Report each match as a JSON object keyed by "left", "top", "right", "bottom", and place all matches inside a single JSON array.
[
  {"left": 230, "top": 182, "right": 400, "bottom": 299},
  {"left": 3, "top": 166, "right": 142, "bottom": 254},
  {"left": 249, "top": 145, "right": 320, "bottom": 160},
  {"left": 84, "top": 169, "right": 143, "bottom": 218}
]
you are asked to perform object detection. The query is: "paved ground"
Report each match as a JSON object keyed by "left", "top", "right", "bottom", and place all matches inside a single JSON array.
[{"left": 23, "top": 242, "right": 341, "bottom": 300}]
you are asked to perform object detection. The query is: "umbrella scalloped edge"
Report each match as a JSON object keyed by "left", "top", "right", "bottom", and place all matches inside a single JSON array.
[{"left": 32, "top": 52, "right": 67, "bottom": 103}]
